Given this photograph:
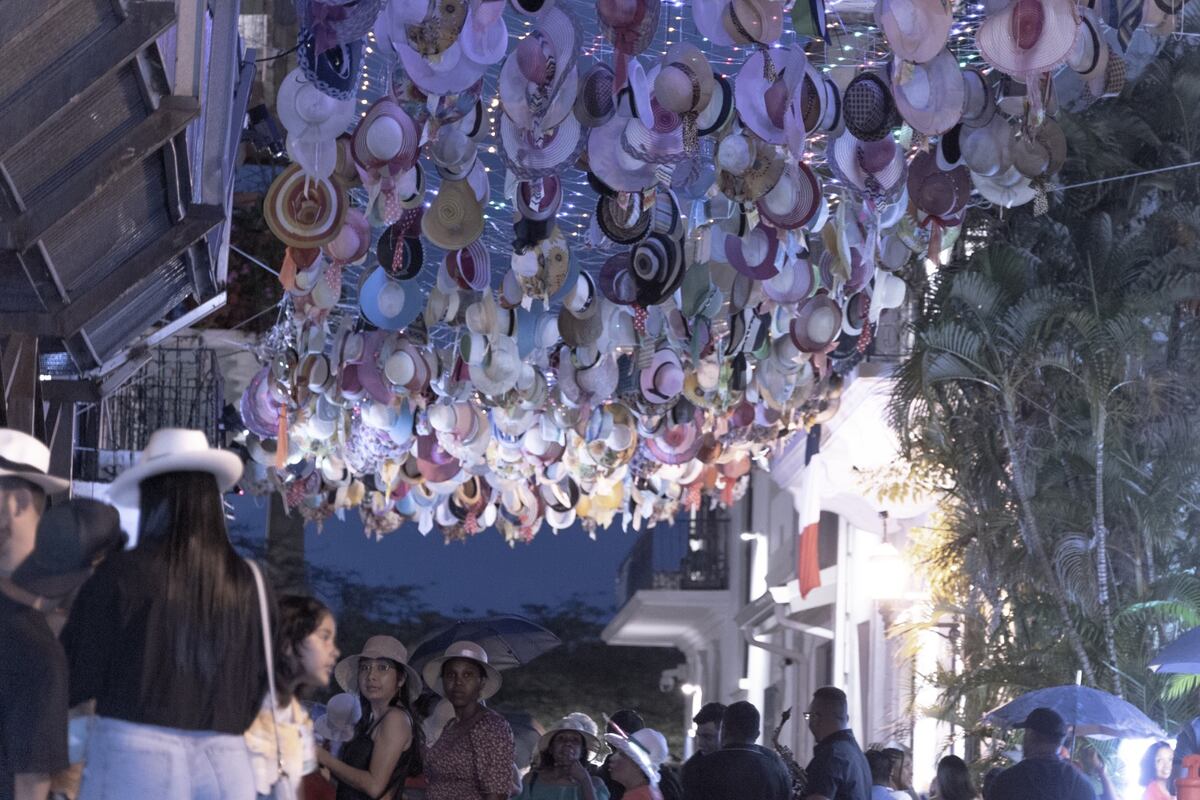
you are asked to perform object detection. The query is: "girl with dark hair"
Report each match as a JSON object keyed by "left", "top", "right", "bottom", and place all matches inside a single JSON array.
[
  {"left": 319, "top": 635, "right": 424, "bottom": 800},
  {"left": 1140, "top": 741, "right": 1174, "bottom": 800},
  {"left": 930, "top": 755, "right": 978, "bottom": 800},
  {"left": 60, "top": 429, "right": 265, "bottom": 799},
  {"left": 246, "top": 595, "right": 341, "bottom": 797},
  {"left": 518, "top": 714, "right": 609, "bottom": 800}
]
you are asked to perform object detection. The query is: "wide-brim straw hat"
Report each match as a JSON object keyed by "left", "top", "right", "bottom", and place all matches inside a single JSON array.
[
  {"left": 977, "top": 0, "right": 1080, "bottom": 77},
  {"left": 335, "top": 635, "right": 424, "bottom": 704},
  {"left": 422, "top": 179, "right": 484, "bottom": 250},
  {"left": 498, "top": 8, "right": 580, "bottom": 130},
  {"left": 499, "top": 114, "right": 585, "bottom": 179},
  {"left": 108, "top": 428, "right": 243, "bottom": 507},
  {"left": 360, "top": 266, "right": 425, "bottom": 330},
  {"left": 875, "top": 0, "right": 954, "bottom": 64},
  {"left": 264, "top": 164, "right": 349, "bottom": 249},
  {"left": 421, "top": 640, "right": 502, "bottom": 699},
  {"left": 790, "top": 293, "right": 843, "bottom": 352},
  {"left": 757, "top": 161, "right": 821, "bottom": 230},
  {"left": 890, "top": 49, "right": 964, "bottom": 136},
  {"left": 828, "top": 133, "right": 906, "bottom": 199},
  {"left": 907, "top": 150, "right": 972, "bottom": 218},
  {"left": 586, "top": 115, "right": 657, "bottom": 192},
  {"left": 352, "top": 99, "right": 420, "bottom": 172}
]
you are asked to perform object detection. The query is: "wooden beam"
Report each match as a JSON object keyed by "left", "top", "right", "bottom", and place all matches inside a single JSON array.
[
  {"left": 46, "top": 401, "right": 76, "bottom": 488},
  {"left": 2, "top": 334, "right": 37, "bottom": 434},
  {"left": 0, "top": 3, "right": 176, "bottom": 156},
  {"left": 0, "top": 0, "right": 77, "bottom": 52},
  {"left": 0, "top": 97, "right": 200, "bottom": 251},
  {"left": 40, "top": 380, "right": 101, "bottom": 404}
]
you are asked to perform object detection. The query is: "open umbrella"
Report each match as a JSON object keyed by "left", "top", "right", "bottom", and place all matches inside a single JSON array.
[
  {"left": 409, "top": 614, "right": 561, "bottom": 672},
  {"left": 982, "top": 685, "right": 1166, "bottom": 739},
  {"left": 1149, "top": 627, "right": 1200, "bottom": 673}
]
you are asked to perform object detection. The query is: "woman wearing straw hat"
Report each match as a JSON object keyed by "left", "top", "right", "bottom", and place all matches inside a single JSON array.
[
  {"left": 518, "top": 713, "right": 611, "bottom": 800},
  {"left": 318, "top": 635, "right": 424, "bottom": 800},
  {"left": 421, "top": 641, "right": 516, "bottom": 800},
  {"left": 60, "top": 429, "right": 263, "bottom": 799}
]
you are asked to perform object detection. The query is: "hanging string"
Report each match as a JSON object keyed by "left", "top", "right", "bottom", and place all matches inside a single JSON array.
[{"left": 1048, "top": 158, "right": 1200, "bottom": 193}]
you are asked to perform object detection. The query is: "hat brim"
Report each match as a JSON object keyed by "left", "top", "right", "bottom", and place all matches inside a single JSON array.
[
  {"left": 335, "top": 654, "right": 424, "bottom": 705},
  {"left": 420, "top": 654, "right": 502, "bottom": 699},
  {"left": 537, "top": 727, "right": 609, "bottom": 763},
  {"left": 603, "top": 734, "right": 660, "bottom": 785},
  {"left": 107, "top": 449, "right": 243, "bottom": 508},
  {"left": 0, "top": 467, "right": 69, "bottom": 494}
]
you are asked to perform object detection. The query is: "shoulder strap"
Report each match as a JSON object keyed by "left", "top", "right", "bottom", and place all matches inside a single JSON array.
[{"left": 245, "top": 559, "right": 287, "bottom": 780}]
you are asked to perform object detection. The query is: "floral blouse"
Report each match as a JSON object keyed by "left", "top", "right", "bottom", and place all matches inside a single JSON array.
[{"left": 424, "top": 706, "right": 515, "bottom": 800}]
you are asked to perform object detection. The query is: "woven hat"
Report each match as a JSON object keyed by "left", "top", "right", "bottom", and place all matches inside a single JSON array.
[
  {"left": 721, "top": 0, "right": 785, "bottom": 46},
  {"left": 352, "top": 99, "right": 420, "bottom": 171},
  {"left": 422, "top": 179, "right": 484, "bottom": 250},
  {"left": 696, "top": 74, "right": 736, "bottom": 137},
  {"left": 335, "top": 635, "right": 423, "bottom": 704},
  {"left": 599, "top": 0, "right": 661, "bottom": 56},
  {"left": 499, "top": 114, "right": 585, "bottom": 179},
  {"left": 890, "top": 49, "right": 964, "bottom": 136},
  {"left": 587, "top": 115, "right": 657, "bottom": 192},
  {"left": 842, "top": 71, "right": 899, "bottom": 142},
  {"left": 757, "top": 161, "right": 821, "bottom": 230},
  {"left": 960, "top": 68, "right": 996, "bottom": 126},
  {"left": 734, "top": 49, "right": 794, "bottom": 145},
  {"left": 264, "top": 164, "right": 349, "bottom": 248},
  {"left": 498, "top": 8, "right": 580, "bottom": 130},
  {"left": 575, "top": 62, "right": 618, "bottom": 128},
  {"left": 977, "top": 0, "right": 1080, "bottom": 76},
  {"left": 828, "top": 133, "right": 906, "bottom": 199},
  {"left": 875, "top": 0, "right": 954, "bottom": 64},
  {"left": 716, "top": 132, "right": 785, "bottom": 202},
  {"left": 604, "top": 729, "right": 669, "bottom": 786},
  {"left": 459, "top": 3, "right": 508, "bottom": 66},
  {"left": 907, "top": 151, "right": 971, "bottom": 217},
  {"left": 297, "top": 28, "right": 364, "bottom": 101},
  {"left": 790, "top": 294, "right": 842, "bottom": 352}
]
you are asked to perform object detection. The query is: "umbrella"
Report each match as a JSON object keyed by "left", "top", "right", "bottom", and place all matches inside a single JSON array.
[
  {"left": 982, "top": 684, "right": 1166, "bottom": 739},
  {"left": 502, "top": 711, "right": 546, "bottom": 771},
  {"left": 409, "top": 614, "right": 562, "bottom": 672},
  {"left": 1149, "top": 626, "right": 1200, "bottom": 673}
]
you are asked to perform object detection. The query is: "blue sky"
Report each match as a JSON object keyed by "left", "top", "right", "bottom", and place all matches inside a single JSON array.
[{"left": 229, "top": 494, "right": 641, "bottom": 617}]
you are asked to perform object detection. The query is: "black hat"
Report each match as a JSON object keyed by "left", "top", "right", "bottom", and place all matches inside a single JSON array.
[
  {"left": 1017, "top": 707, "right": 1067, "bottom": 739},
  {"left": 11, "top": 499, "right": 126, "bottom": 604}
]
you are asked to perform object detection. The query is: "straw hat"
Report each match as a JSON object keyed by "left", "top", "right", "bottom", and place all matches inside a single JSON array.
[
  {"left": 976, "top": 0, "right": 1080, "bottom": 76},
  {"left": 421, "top": 640, "right": 503, "bottom": 699},
  {"left": 108, "top": 429, "right": 243, "bottom": 507},
  {"left": 264, "top": 164, "right": 349, "bottom": 248},
  {"left": 875, "top": 0, "right": 954, "bottom": 64},
  {"left": 335, "top": 635, "right": 424, "bottom": 704}
]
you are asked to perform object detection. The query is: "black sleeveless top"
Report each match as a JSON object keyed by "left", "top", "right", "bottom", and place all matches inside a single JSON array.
[{"left": 336, "top": 709, "right": 417, "bottom": 800}]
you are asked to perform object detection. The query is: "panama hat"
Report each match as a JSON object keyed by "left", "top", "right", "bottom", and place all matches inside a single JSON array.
[
  {"left": 335, "top": 635, "right": 423, "bottom": 704},
  {"left": 604, "top": 728, "right": 669, "bottom": 786},
  {"left": 421, "top": 640, "right": 502, "bottom": 699},
  {"left": 108, "top": 429, "right": 242, "bottom": 507},
  {"left": 977, "top": 0, "right": 1080, "bottom": 76},
  {"left": 890, "top": 49, "right": 964, "bottom": 136},
  {"left": 875, "top": 0, "right": 954, "bottom": 64},
  {"left": 0, "top": 429, "right": 70, "bottom": 493},
  {"left": 696, "top": 74, "right": 736, "bottom": 137},
  {"left": 264, "top": 164, "right": 349, "bottom": 249}
]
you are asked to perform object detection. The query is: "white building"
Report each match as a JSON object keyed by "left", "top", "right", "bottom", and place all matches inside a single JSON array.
[{"left": 602, "top": 367, "right": 951, "bottom": 789}]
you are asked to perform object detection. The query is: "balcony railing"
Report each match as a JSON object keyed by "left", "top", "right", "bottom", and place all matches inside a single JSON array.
[{"left": 616, "top": 506, "right": 730, "bottom": 608}]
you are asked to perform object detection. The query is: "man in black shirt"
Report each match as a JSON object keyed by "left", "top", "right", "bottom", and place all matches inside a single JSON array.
[
  {"left": 680, "top": 702, "right": 725, "bottom": 791},
  {"left": 682, "top": 701, "right": 790, "bottom": 800},
  {"left": 802, "top": 686, "right": 872, "bottom": 800},
  {"left": 987, "top": 708, "right": 1096, "bottom": 800}
]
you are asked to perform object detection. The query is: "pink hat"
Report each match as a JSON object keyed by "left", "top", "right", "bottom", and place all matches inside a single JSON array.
[{"left": 976, "top": 0, "right": 1080, "bottom": 76}]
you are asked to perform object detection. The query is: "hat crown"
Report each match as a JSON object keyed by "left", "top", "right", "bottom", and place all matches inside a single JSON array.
[
  {"left": 362, "top": 634, "right": 412, "bottom": 664},
  {"left": 443, "top": 639, "right": 491, "bottom": 664},
  {"left": 0, "top": 429, "right": 52, "bottom": 475},
  {"left": 140, "top": 428, "right": 215, "bottom": 463}
]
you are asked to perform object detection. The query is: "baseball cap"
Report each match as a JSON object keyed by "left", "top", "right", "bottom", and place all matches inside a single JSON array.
[{"left": 1016, "top": 707, "right": 1067, "bottom": 739}]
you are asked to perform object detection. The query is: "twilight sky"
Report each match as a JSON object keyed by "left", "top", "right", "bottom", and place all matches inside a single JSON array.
[{"left": 229, "top": 493, "right": 642, "bottom": 617}]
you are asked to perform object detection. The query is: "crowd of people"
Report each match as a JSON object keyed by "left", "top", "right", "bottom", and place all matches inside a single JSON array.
[{"left": 0, "top": 425, "right": 1196, "bottom": 800}]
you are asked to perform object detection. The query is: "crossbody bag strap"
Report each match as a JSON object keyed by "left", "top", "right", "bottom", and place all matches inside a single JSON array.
[{"left": 246, "top": 558, "right": 288, "bottom": 783}]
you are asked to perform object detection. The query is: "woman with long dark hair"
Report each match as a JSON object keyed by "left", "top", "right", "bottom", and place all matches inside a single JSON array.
[
  {"left": 61, "top": 428, "right": 264, "bottom": 798},
  {"left": 319, "top": 635, "right": 423, "bottom": 800},
  {"left": 518, "top": 713, "right": 609, "bottom": 800},
  {"left": 1140, "top": 741, "right": 1174, "bottom": 800},
  {"left": 930, "top": 755, "right": 978, "bottom": 800},
  {"left": 246, "top": 595, "right": 341, "bottom": 797}
]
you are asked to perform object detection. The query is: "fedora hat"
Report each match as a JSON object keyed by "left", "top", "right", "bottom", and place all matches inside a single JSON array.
[
  {"left": 0, "top": 429, "right": 69, "bottom": 493},
  {"left": 335, "top": 635, "right": 424, "bottom": 704},
  {"left": 421, "top": 640, "right": 503, "bottom": 699},
  {"left": 108, "top": 429, "right": 243, "bottom": 507},
  {"left": 264, "top": 164, "right": 349, "bottom": 249},
  {"left": 313, "top": 692, "right": 362, "bottom": 743},
  {"left": 842, "top": 71, "right": 899, "bottom": 142},
  {"left": 11, "top": 499, "right": 126, "bottom": 604},
  {"left": 575, "top": 62, "right": 618, "bottom": 128}
]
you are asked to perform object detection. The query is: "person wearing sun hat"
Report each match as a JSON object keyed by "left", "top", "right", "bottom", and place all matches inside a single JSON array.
[
  {"left": 602, "top": 725, "right": 670, "bottom": 800},
  {"left": 60, "top": 428, "right": 266, "bottom": 799},
  {"left": 422, "top": 641, "right": 516, "bottom": 800},
  {"left": 318, "top": 635, "right": 423, "bottom": 800},
  {"left": 518, "top": 713, "right": 611, "bottom": 799}
]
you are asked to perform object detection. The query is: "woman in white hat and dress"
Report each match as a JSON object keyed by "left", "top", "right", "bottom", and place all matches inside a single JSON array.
[
  {"left": 518, "top": 713, "right": 610, "bottom": 800},
  {"left": 60, "top": 428, "right": 266, "bottom": 799},
  {"left": 421, "top": 641, "right": 516, "bottom": 800},
  {"left": 318, "top": 635, "right": 424, "bottom": 800}
]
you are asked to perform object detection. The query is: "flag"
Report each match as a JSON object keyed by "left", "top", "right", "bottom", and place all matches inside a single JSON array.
[{"left": 797, "top": 427, "right": 822, "bottom": 599}]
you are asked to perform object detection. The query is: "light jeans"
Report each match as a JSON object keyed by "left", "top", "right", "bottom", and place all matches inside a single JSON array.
[{"left": 79, "top": 716, "right": 255, "bottom": 800}]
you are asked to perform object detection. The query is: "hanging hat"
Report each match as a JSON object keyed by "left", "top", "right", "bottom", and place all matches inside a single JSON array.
[
  {"left": 631, "top": 233, "right": 686, "bottom": 305},
  {"left": 396, "top": 40, "right": 486, "bottom": 96},
  {"left": 587, "top": 116, "right": 657, "bottom": 192},
  {"left": 352, "top": 99, "right": 420, "bottom": 171},
  {"left": 1066, "top": 8, "right": 1108, "bottom": 79},
  {"left": 721, "top": 0, "right": 785, "bottom": 47},
  {"left": 376, "top": 223, "right": 425, "bottom": 279},
  {"left": 360, "top": 266, "right": 425, "bottom": 330},
  {"left": 422, "top": 179, "right": 485, "bottom": 250},
  {"left": 313, "top": 693, "right": 362, "bottom": 744},
  {"left": 828, "top": 134, "right": 906, "bottom": 200},
  {"left": 890, "top": 49, "right": 964, "bottom": 136},
  {"left": 960, "top": 115, "right": 1014, "bottom": 177},
  {"left": 790, "top": 294, "right": 842, "bottom": 352},
  {"left": 277, "top": 67, "right": 358, "bottom": 142},
  {"left": 734, "top": 50, "right": 794, "bottom": 145},
  {"left": 693, "top": 0, "right": 736, "bottom": 45},
  {"left": 296, "top": 0, "right": 384, "bottom": 52},
  {"left": 696, "top": 74, "right": 736, "bottom": 137},
  {"left": 499, "top": 114, "right": 585, "bottom": 179},
  {"left": 459, "top": 4, "right": 509, "bottom": 66},
  {"left": 973, "top": 165, "right": 1037, "bottom": 208},
  {"left": 907, "top": 151, "right": 971, "bottom": 218},
  {"left": 960, "top": 68, "right": 996, "bottom": 126},
  {"left": 716, "top": 132, "right": 785, "bottom": 202},
  {"left": 936, "top": 124, "right": 964, "bottom": 170},
  {"left": 264, "top": 164, "right": 349, "bottom": 248},
  {"left": 640, "top": 347, "right": 685, "bottom": 404},
  {"left": 421, "top": 640, "right": 503, "bottom": 699},
  {"left": 757, "top": 162, "right": 821, "bottom": 230},
  {"left": 297, "top": 28, "right": 364, "bottom": 101},
  {"left": 558, "top": 273, "right": 605, "bottom": 347},
  {"left": 875, "top": 0, "right": 954, "bottom": 64},
  {"left": 976, "top": 0, "right": 1080, "bottom": 76},
  {"left": 575, "top": 62, "right": 618, "bottom": 128},
  {"left": 403, "top": 0, "right": 468, "bottom": 57},
  {"left": 725, "top": 225, "right": 779, "bottom": 280},
  {"left": 108, "top": 429, "right": 243, "bottom": 507},
  {"left": 842, "top": 71, "right": 899, "bottom": 142},
  {"left": 597, "top": 193, "right": 652, "bottom": 245},
  {"left": 498, "top": 8, "right": 580, "bottom": 130},
  {"left": 599, "top": 0, "right": 661, "bottom": 56},
  {"left": 335, "top": 635, "right": 424, "bottom": 704}
]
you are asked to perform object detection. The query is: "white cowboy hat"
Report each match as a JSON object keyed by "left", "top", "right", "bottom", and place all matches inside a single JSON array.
[
  {"left": 604, "top": 728, "right": 669, "bottom": 786},
  {"left": 107, "top": 428, "right": 242, "bottom": 507},
  {"left": 335, "top": 635, "right": 424, "bottom": 704},
  {"left": 421, "top": 640, "right": 503, "bottom": 699},
  {"left": 0, "top": 429, "right": 69, "bottom": 493}
]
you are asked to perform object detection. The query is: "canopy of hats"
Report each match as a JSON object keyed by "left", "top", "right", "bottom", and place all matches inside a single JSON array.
[{"left": 245, "top": 0, "right": 1175, "bottom": 542}]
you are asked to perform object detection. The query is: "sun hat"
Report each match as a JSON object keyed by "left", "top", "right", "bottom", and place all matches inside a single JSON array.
[
  {"left": 828, "top": 133, "right": 906, "bottom": 200},
  {"left": 264, "top": 164, "right": 349, "bottom": 249},
  {"left": 352, "top": 99, "right": 420, "bottom": 172},
  {"left": 575, "top": 62, "right": 618, "bottom": 128},
  {"left": 499, "top": 114, "right": 585, "bottom": 179},
  {"left": 725, "top": 224, "right": 779, "bottom": 280},
  {"left": 0, "top": 429, "right": 70, "bottom": 493},
  {"left": 498, "top": 8, "right": 580, "bottom": 130},
  {"left": 599, "top": 0, "right": 661, "bottom": 58},
  {"left": 640, "top": 347, "right": 686, "bottom": 404},
  {"left": 604, "top": 728, "right": 669, "bottom": 786},
  {"left": 458, "top": 3, "right": 509, "bottom": 66},
  {"left": 757, "top": 161, "right": 821, "bottom": 230},
  {"left": 972, "top": 165, "right": 1036, "bottom": 208},
  {"left": 401, "top": 0, "right": 468, "bottom": 57},
  {"left": 692, "top": 0, "right": 736, "bottom": 45},
  {"left": 976, "top": 0, "right": 1080, "bottom": 77},
  {"left": 841, "top": 71, "right": 899, "bottom": 142},
  {"left": 875, "top": 0, "right": 954, "bottom": 64},
  {"left": 960, "top": 115, "right": 1014, "bottom": 177},
  {"left": 656, "top": 43, "right": 716, "bottom": 121},
  {"left": 107, "top": 428, "right": 243, "bottom": 507},
  {"left": 313, "top": 692, "right": 362, "bottom": 743},
  {"left": 959, "top": 68, "right": 996, "bottom": 128},
  {"left": 296, "top": 0, "right": 384, "bottom": 52},
  {"left": 716, "top": 132, "right": 785, "bottom": 202},
  {"left": 421, "top": 640, "right": 503, "bottom": 699},
  {"left": 422, "top": 179, "right": 484, "bottom": 250},
  {"left": 396, "top": 39, "right": 485, "bottom": 96},
  {"left": 890, "top": 49, "right": 965, "bottom": 136},
  {"left": 296, "top": 28, "right": 364, "bottom": 101},
  {"left": 277, "top": 67, "right": 358, "bottom": 143},
  {"left": 335, "top": 635, "right": 424, "bottom": 704},
  {"left": 734, "top": 50, "right": 795, "bottom": 145},
  {"left": 695, "top": 74, "right": 736, "bottom": 138},
  {"left": 11, "top": 499, "right": 126, "bottom": 604},
  {"left": 360, "top": 265, "right": 426, "bottom": 330},
  {"left": 790, "top": 294, "right": 842, "bottom": 352},
  {"left": 587, "top": 116, "right": 657, "bottom": 192},
  {"left": 907, "top": 151, "right": 972, "bottom": 218},
  {"left": 721, "top": 0, "right": 784, "bottom": 48}
]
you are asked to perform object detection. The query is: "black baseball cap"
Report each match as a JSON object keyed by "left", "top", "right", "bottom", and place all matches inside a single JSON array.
[
  {"left": 12, "top": 498, "right": 126, "bottom": 603},
  {"left": 1016, "top": 707, "right": 1067, "bottom": 739}
]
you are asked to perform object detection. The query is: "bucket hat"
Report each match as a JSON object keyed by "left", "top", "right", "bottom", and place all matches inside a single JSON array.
[
  {"left": 335, "top": 635, "right": 424, "bottom": 704},
  {"left": 108, "top": 429, "right": 243, "bottom": 507},
  {"left": 421, "top": 640, "right": 503, "bottom": 699}
]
